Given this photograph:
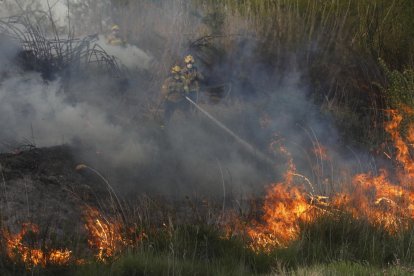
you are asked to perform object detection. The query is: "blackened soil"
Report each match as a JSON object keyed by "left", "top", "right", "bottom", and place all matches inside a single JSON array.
[{"left": 0, "top": 145, "right": 110, "bottom": 249}]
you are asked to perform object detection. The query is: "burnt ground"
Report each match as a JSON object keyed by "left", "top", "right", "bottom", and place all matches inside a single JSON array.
[
  {"left": 0, "top": 140, "right": 272, "bottom": 229},
  {"left": 0, "top": 145, "right": 110, "bottom": 248}
]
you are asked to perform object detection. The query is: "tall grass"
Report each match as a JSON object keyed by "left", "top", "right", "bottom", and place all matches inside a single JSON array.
[
  {"left": 196, "top": 0, "right": 414, "bottom": 67},
  {"left": 105, "top": 0, "right": 414, "bottom": 145},
  {"left": 11, "top": 0, "right": 409, "bottom": 145},
  {"left": 2, "top": 1, "right": 414, "bottom": 274},
  {"left": 204, "top": 0, "right": 413, "bottom": 146},
  {"left": 2, "top": 196, "right": 414, "bottom": 275}
]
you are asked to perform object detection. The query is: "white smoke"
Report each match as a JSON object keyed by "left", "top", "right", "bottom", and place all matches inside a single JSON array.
[
  {"left": 97, "top": 36, "right": 153, "bottom": 71},
  {"left": 0, "top": 0, "right": 365, "bottom": 199},
  {"left": 0, "top": 73, "right": 155, "bottom": 166},
  {"left": 0, "top": 0, "right": 67, "bottom": 24}
]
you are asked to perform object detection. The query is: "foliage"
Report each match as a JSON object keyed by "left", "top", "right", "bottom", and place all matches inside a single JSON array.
[
  {"left": 380, "top": 59, "right": 414, "bottom": 111},
  {"left": 2, "top": 211, "right": 414, "bottom": 275},
  {"left": 378, "top": 58, "right": 414, "bottom": 141},
  {"left": 196, "top": 0, "right": 414, "bottom": 68},
  {"left": 190, "top": 0, "right": 414, "bottom": 146}
]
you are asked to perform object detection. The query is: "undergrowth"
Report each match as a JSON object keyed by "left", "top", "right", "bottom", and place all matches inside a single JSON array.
[{"left": 2, "top": 206, "right": 414, "bottom": 275}]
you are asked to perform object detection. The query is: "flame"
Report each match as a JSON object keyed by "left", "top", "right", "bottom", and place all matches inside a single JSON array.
[
  {"left": 332, "top": 170, "right": 414, "bottom": 234},
  {"left": 246, "top": 144, "right": 321, "bottom": 251},
  {"left": 245, "top": 109, "right": 414, "bottom": 252},
  {"left": 3, "top": 223, "right": 71, "bottom": 267},
  {"left": 332, "top": 109, "right": 414, "bottom": 233},
  {"left": 384, "top": 109, "right": 414, "bottom": 177},
  {"left": 4, "top": 108, "right": 414, "bottom": 262},
  {"left": 2, "top": 207, "right": 143, "bottom": 268},
  {"left": 313, "top": 145, "right": 330, "bottom": 161},
  {"left": 83, "top": 207, "right": 130, "bottom": 262},
  {"left": 48, "top": 249, "right": 73, "bottom": 265},
  {"left": 247, "top": 184, "right": 316, "bottom": 251}
]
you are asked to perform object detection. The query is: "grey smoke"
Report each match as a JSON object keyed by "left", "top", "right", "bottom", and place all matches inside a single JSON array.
[
  {"left": 0, "top": 73, "right": 155, "bottom": 163},
  {"left": 97, "top": 36, "right": 153, "bottom": 71},
  {"left": 0, "top": 1, "right": 370, "bottom": 201}
]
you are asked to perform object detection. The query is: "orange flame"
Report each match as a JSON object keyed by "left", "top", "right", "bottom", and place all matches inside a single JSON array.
[
  {"left": 83, "top": 207, "right": 130, "bottom": 262},
  {"left": 247, "top": 184, "right": 315, "bottom": 251},
  {"left": 384, "top": 109, "right": 414, "bottom": 177},
  {"left": 246, "top": 144, "right": 321, "bottom": 251},
  {"left": 245, "top": 109, "right": 414, "bottom": 252},
  {"left": 331, "top": 109, "right": 414, "bottom": 233},
  {"left": 3, "top": 223, "right": 71, "bottom": 267},
  {"left": 3, "top": 207, "right": 143, "bottom": 268},
  {"left": 332, "top": 170, "right": 414, "bottom": 234}
]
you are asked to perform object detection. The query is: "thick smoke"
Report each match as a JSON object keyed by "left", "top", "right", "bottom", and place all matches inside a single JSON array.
[
  {"left": 0, "top": 72, "right": 156, "bottom": 160},
  {"left": 1, "top": 0, "right": 71, "bottom": 26},
  {"left": 0, "top": 1, "right": 367, "bottom": 200},
  {"left": 97, "top": 36, "right": 153, "bottom": 70}
]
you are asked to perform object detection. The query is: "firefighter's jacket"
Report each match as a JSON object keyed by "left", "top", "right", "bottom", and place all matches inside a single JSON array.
[
  {"left": 162, "top": 76, "right": 189, "bottom": 103},
  {"left": 107, "top": 34, "right": 124, "bottom": 46},
  {"left": 182, "top": 67, "right": 203, "bottom": 92}
]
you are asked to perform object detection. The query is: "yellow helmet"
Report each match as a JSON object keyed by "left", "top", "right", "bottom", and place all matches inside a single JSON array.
[
  {"left": 111, "top": 25, "right": 120, "bottom": 31},
  {"left": 171, "top": 65, "right": 182, "bottom": 74},
  {"left": 184, "top": 55, "right": 194, "bottom": 64}
]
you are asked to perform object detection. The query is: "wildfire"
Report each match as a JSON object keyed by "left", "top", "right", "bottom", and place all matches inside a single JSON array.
[
  {"left": 332, "top": 170, "right": 414, "bottom": 234},
  {"left": 83, "top": 207, "right": 130, "bottom": 262},
  {"left": 246, "top": 142, "right": 325, "bottom": 251},
  {"left": 331, "top": 109, "right": 414, "bottom": 233},
  {"left": 384, "top": 109, "right": 414, "bottom": 177},
  {"left": 247, "top": 184, "right": 316, "bottom": 251},
  {"left": 246, "top": 109, "right": 414, "bottom": 252},
  {"left": 4, "top": 109, "right": 414, "bottom": 264},
  {"left": 2, "top": 207, "right": 141, "bottom": 268},
  {"left": 3, "top": 223, "right": 72, "bottom": 267}
]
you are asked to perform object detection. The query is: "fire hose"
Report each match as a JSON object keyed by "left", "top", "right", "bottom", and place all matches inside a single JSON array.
[{"left": 185, "top": 96, "right": 274, "bottom": 166}]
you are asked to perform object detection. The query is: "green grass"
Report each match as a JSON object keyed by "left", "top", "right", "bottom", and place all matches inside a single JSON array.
[
  {"left": 74, "top": 256, "right": 414, "bottom": 276},
  {"left": 75, "top": 251, "right": 251, "bottom": 276},
  {"left": 2, "top": 213, "right": 414, "bottom": 275},
  {"left": 193, "top": 0, "right": 414, "bottom": 146},
  {"left": 196, "top": 0, "right": 414, "bottom": 68},
  {"left": 292, "top": 261, "right": 413, "bottom": 276},
  {"left": 3, "top": 0, "right": 414, "bottom": 274},
  {"left": 271, "top": 214, "right": 414, "bottom": 268}
]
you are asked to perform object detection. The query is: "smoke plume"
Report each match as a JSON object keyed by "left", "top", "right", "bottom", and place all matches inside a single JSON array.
[{"left": 0, "top": 0, "right": 366, "bottom": 200}]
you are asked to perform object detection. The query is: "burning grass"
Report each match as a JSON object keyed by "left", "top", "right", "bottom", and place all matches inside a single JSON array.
[
  {"left": 2, "top": 109, "right": 414, "bottom": 274},
  {"left": 1, "top": 2, "right": 413, "bottom": 274},
  {"left": 2, "top": 223, "right": 72, "bottom": 268},
  {"left": 3, "top": 108, "right": 414, "bottom": 274},
  {"left": 240, "top": 108, "right": 414, "bottom": 254},
  {"left": 82, "top": 206, "right": 138, "bottom": 263}
]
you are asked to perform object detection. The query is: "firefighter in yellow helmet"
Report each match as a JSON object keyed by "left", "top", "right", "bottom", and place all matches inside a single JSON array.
[
  {"left": 106, "top": 25, "right": 125, "bottom": 46},
  {"left": 182, "top": 54, "right": 204, "bottom": 102},
  {"left": 161, "top": 65, "right": 190, "bottom": 124}
]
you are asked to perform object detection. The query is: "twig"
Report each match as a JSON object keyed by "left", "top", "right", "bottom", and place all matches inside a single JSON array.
[
  {"left": 76, "top": 164, "right": 126, "bottom": 225},
  {"left": 291, "top": 172, "right": 315, "bottom": 195}
]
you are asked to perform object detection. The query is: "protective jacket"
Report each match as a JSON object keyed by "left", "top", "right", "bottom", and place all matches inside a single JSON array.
[
  {"left": 107, "top": 34, "right": 124, "bottom": 46},
  {"left": 182, "top": 67, "right": 203, "bottom": 92},
  {"left": 162, "top": 76, "right": 189, "bottom": 103}
]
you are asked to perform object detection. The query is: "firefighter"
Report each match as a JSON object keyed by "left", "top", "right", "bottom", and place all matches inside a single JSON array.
[
  {"left": 182, "top": 55, "right": 204, "bottom": 102},
  {"left": 161, "top": 65, "right": 190, "bottom": 125},
  {"left": 106, "top": 25, "right": 125, "bottom": 46}
]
